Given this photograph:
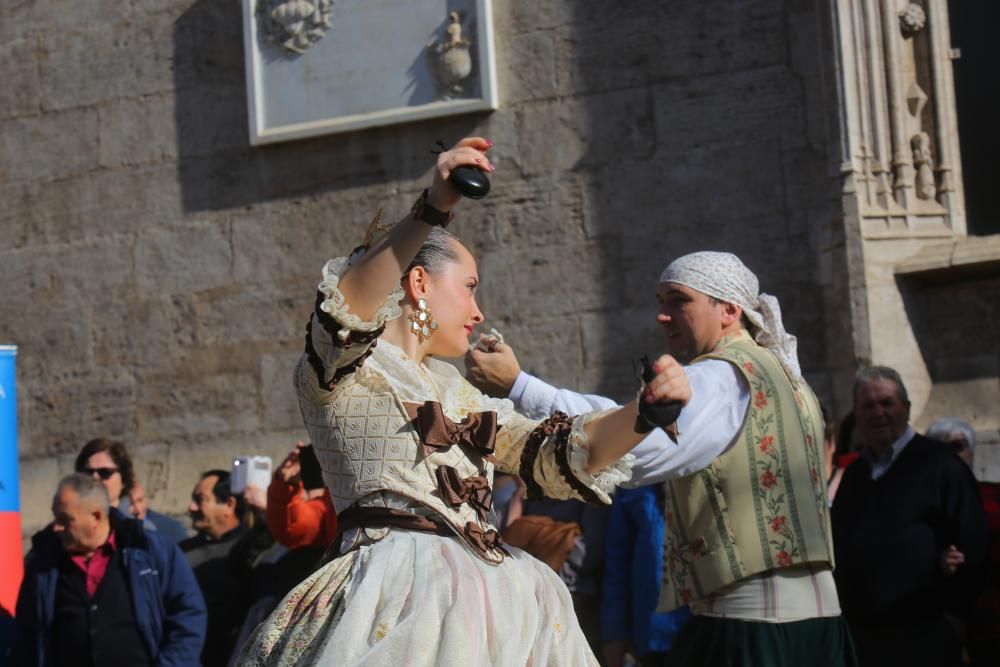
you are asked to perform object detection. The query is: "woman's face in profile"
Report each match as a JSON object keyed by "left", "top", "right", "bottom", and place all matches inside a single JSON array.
[{"left": 424, "top": 241, "right": 484, "bottom": 359}]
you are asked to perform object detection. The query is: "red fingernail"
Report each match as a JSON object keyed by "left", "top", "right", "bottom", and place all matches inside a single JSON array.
[
  {"left": 653, "top": 363, "right": 661, "bottom": 373},
  {"left": 488, "top": 165, "right": 496, "bottom": 172},
  {"left": 485, "top": 139, "right": 494, "bottom": 147}
]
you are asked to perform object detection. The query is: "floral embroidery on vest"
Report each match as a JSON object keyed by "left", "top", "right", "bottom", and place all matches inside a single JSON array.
[
  {"left": 741, "top": 361, "right": 801, "bottom": 567},
  {"left": 662, "top": 487, "right": 708, "bottom": 604},
  {"left": 711, "top": 333, "right": 809, "bottom": 570},
  {"left": 793, "top": 389, "right": 831, "bottom": 534}
]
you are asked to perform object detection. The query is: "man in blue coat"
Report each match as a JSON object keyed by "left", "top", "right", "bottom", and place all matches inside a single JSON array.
[
  {"left": 15, "top": 473, "right": 206, "bottom": 667},
  {"left": 602, "top": 485, "right": 692, "bottom": 666}
]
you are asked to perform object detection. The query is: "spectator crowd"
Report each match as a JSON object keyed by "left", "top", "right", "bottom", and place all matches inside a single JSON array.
[{"left": 5, "top": 362, "right": 998, "bottom": 666}]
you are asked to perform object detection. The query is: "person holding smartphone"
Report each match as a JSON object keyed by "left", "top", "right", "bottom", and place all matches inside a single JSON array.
[{"left": 266, "top": 442, "right": 338, "bottom": 550}]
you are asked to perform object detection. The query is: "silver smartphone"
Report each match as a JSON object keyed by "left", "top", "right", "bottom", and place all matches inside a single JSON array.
[{"left": 231, "top": 456, "right": 272, "bottom": 493}]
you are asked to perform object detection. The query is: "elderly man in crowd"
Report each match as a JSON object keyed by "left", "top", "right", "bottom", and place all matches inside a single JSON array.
[
  {"left": 467, "top": 251, "right": 852, "bottom": 666},
  {"left": 181, "top": 469, "right": 276, "bottom": 666},
  {"left": 832, "top": 369, "right": 989, "bottom": 667},
  {"left": 181, "top": 469, "right": 252, "bottom": 666},
  {"left": 15, "top": 474, "right": 206, "bottom": 666}
]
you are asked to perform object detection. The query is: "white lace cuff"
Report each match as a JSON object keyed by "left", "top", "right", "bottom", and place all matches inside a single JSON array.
[
  {"left": 522, "top": 409, "right": 635, "bottom": 505},
  {"left": 565, "top": 411, "right": 635, "bottom": 503}
]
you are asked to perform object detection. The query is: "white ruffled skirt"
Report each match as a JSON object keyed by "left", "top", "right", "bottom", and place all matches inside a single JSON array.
[{"left": 236, "top": 530, "right": 599, "bottom": 666}]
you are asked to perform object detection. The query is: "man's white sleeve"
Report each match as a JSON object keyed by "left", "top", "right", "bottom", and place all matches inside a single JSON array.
[
  {"left": 507, "top": 361, "right": 749, "bottom": 486},
  {"left": 627, "top": 360, "right": 749, "bottom": 486},
  {"left": 508, "top": 371, "right": 618, "bottom": 419}
]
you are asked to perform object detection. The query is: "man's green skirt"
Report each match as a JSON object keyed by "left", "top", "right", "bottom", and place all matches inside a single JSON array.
[{"left": 666, "top": 615, "right": 858, "bottom": 667}]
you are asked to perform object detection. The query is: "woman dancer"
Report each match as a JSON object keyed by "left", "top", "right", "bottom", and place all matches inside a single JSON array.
[{"left": 238, "top": 137, "right": 690, "bottom": 665}]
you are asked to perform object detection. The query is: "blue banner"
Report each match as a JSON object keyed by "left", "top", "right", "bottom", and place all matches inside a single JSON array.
[{"left": 0, "top": 346, "right": 18, "bottom": 512}]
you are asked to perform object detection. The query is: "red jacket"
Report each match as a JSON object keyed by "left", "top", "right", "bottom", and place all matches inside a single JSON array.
[{"left": 266, "top": 479, "right": 338, "bottom": 549}]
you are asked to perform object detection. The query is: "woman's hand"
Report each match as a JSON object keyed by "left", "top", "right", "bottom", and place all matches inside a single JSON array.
[
  {"left": 643, "top": 355, "right": 692, "bottom": 406},
  {"left": 427, "top": 137, "right": 494, "bottom": 211},
  {"left": 244, "top": 484, "right": 267, "bottom": 512},
  {"left": 583, "top": 355, "right": 690, "bottom": 473},
  {"left": 275, "top": 441, "right": 304, "bottom": 485}
]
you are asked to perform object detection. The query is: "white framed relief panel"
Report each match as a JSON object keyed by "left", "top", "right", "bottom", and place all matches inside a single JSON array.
[{"left": 241, "top": 0, "right": 498, "bottom": 145}]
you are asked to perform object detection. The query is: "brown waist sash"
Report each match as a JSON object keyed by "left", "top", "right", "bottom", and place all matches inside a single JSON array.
[
  {"left": 327, "top": 505, "right": 510, "bottom": 565},
  {"left": 324, "top": 506, "right": 452, "bottom": 564},
  {"left": 336, "top": 506, "right": 452, "bottom": 536}
]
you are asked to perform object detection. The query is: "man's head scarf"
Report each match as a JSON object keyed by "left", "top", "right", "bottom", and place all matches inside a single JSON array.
[{"left": 659, "top": 251, "right": 802, "bottom": 383}]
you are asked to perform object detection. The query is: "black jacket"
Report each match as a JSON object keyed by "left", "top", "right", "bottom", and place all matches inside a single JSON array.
[{"left": 833, "top": 434, "right": 989, "bottom": 623}]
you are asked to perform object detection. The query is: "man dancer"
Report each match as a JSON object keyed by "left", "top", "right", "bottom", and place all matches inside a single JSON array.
[{"left": 467, "top": 251, "right": 853, "bottom": 665}]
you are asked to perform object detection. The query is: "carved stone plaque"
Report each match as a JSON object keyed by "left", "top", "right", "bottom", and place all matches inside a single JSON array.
[{"left": 241, "top": 0, "right": 498, "bottom": 145}]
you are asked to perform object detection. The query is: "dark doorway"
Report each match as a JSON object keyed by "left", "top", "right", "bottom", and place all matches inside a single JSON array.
[{"left": 948, "top": 0, "right": 1000, "bottom": 236}]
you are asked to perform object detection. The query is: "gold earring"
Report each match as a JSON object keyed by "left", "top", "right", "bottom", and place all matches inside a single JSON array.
[{"left": 408, "top": 296, "right": 439, "bottom": 342}]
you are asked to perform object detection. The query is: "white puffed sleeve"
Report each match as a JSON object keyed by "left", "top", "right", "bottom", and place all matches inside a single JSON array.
[{"left": 299, "top": 258, "right": 403, "bottom": 395}]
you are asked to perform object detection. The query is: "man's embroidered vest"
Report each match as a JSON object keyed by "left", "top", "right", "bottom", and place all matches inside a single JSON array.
[{"left": 658, "top": 330, "right": 834, "bottom": 612}]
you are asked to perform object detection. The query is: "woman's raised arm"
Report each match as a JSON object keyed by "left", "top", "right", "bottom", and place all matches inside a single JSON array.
[
  {"left": 581, "top": 354, "right": 691, "bottom": 473},
  {"left": 337, "top": 137, "right": 494, "bottom": 321}
]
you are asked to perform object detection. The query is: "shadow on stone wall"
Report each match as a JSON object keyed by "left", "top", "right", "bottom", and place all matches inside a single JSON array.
[
  {"left": 561, "top": 1, "right": 837, "bottom": 402},
  {"left": 898, "top": 269, "right": 1000, "bottom": 401},
  {"left": 172, "top": 0, "right": 483, "bottom": 213},
  {"left": 898, "top": 269, "right": 1000, "bottom": 435}
]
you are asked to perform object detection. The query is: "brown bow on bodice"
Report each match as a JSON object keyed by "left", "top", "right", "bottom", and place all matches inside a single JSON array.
[
  {"left": 463, "top": 521, "right": 509, "bottom": 557},
  {"left": 406, "top": 401, "right": 497, "bottom": 462},
  {"left": 436, "top": 465, "right": 493, "bottom": 521}
]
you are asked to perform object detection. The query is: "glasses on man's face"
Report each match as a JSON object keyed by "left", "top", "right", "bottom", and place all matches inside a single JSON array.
[{"left": 82, "top": 467, "right": 120, "bottom": 480}]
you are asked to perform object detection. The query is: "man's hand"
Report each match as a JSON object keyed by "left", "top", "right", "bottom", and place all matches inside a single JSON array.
[
  {"left": 465, "top": 335, "right": 521, "bottom": 396},
  {"left": 644, "top": 354, "right": 692, "bottom": 406},
  {"left": 940, "top": 544, "right": 965, "bottom": 576}
]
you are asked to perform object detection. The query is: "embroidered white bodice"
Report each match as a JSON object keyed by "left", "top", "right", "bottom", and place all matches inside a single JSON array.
[{"left": 295, "top": 258, "right": 632, "bottom": 564}]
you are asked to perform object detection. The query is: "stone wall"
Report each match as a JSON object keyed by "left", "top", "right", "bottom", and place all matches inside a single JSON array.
[{"left": 1, "top": 0, "right": 842, "bottom": 538}]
